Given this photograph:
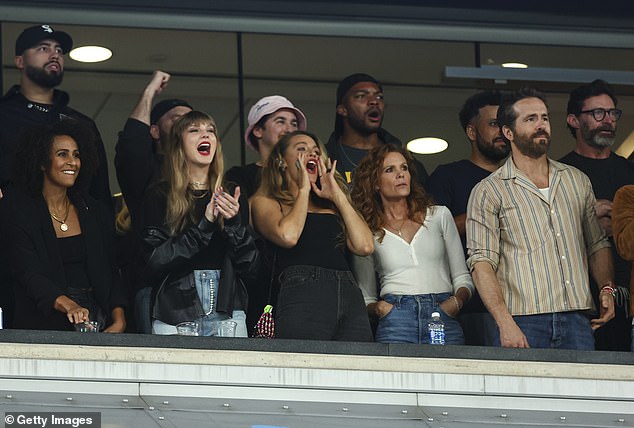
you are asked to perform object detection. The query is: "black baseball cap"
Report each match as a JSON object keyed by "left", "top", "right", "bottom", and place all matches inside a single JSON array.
[
  {"left": 15, "top": 25, "right": 73, "bottom": 56},
  {"left": 150, "top": 99, "right": 193, "bottom": 124}
]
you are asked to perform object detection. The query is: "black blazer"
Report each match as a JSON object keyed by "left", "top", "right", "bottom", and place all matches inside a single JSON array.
[{"left": 0, "top": 188, "right": 126, "bottom": 330}]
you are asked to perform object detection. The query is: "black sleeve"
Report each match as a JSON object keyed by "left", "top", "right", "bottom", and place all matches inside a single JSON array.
[
  {"left": 1, "top": 193, "right": 65, "bottom": 316},
  {"left": 92, "top": 198, "right": 128, "bottom": 311},
  {"left": 223, "top": 217, "right": 260, "bottom": 283},
  {"left": 141, "top": 188, "right": 219, "bottom": 278},
  {"left": 115, "top": 118, "right": 157, "bottom": 220}
]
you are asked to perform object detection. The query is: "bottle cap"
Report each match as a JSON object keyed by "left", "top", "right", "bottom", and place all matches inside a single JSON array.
[{"left": 431, "top": 311, "right": 440, "bottom": 318}]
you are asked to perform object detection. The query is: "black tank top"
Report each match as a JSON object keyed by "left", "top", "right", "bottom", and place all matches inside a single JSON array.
[
  {"left": 57, "top": 234, "right": 91, "bottom": 290},
  {"left": 277, "top": 213, "right": 349, "bottom": 272}
]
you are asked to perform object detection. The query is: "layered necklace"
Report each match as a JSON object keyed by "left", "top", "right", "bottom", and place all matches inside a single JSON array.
[
  {"left": 189, "top": 181, "right": 210, "bottom": 199},
  {"left": 49, "top": 197, "right": 71, "bottom": 232}
]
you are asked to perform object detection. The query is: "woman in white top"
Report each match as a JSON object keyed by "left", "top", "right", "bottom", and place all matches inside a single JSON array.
[{"left": 351, "top": 144, "right": 473, "bottom": 344}]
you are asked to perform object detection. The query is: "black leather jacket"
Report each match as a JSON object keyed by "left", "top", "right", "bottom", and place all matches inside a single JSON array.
[{"left": 143, "top": 213, "right": 259, "bottom": 326}]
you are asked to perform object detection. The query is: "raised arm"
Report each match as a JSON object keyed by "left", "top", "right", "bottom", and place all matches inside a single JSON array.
[
  {"left": 130, "top": 70, "right": 171, "bottom": 125},
  {"left": 251, "top": 155, "right": 311, "bottom": 248},
  {"left": 313, "top": 159, "right": 373, "bottom": 256}
]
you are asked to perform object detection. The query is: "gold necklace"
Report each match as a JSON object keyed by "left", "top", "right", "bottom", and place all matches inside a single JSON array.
[
  {"left": 386, "top": 217, "right": 407, "bottom": 237},
  {"left": 190, "top": 181, "right": 208, "bottom": 189},
  {"left": 190, "top": 188, "right": 210, "bottom": 199},
  {"left": 49, "top": 198, "right": 71, "bottom": 232}
]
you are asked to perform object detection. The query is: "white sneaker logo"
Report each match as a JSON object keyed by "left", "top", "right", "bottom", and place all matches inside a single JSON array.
[{"left": 41, "top": 25, "right": 53, "bottom": 33}]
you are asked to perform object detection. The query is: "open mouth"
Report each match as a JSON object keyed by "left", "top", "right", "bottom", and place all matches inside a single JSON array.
[
  {"left": 47, "top": 62, "right": 61, "bottom": 72},
  {"left": 306, "top": 160, "right": 318, "bottom": 174},
  {"left": 367, "top": 108, "right": 381, "bottom": 122},
  {"left": 197, "top": 142, "right": 211, "bottom": 155}
]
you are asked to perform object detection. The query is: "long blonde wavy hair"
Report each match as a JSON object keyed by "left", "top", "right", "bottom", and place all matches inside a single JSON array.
[
  {"left": 260, "top": 130, "right": 349, "bottom": 211},
  {"left": 162, "top": 110, "right": 224, "bottom": 234}
]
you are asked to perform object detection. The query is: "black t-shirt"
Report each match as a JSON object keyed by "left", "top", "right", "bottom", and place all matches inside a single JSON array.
[
  {"left": 426, "top": 159, "right": 494, "bottom": 315},
  {"left": 224, "top": 163, "right": 262, "bottom": 199},
  {"left": 426, "top": 159, "right": 492, "bottom": 252},
  {"left": 559, "top": 150, "right": 634, "bottom": 288}
]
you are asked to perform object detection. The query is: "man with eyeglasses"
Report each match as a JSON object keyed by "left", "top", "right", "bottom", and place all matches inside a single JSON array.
[{"left": 560, "top": 79, "right": 634, "bottom": 352}]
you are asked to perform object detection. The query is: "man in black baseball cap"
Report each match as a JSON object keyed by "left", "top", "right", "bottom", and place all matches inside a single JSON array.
[{"left": 15, "top": 24, "right": 73, "bottom": 56}]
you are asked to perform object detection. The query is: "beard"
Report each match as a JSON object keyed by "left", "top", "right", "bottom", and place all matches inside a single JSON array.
[
  {"left": 347, "top": 109, "right": 383, "bottom": 136},
  {"left": 476, "top": 132, "right": 510, "bottom": 162},
  {"left": 513, "top": 129, "right": 551, "bottom": 159},
  {"left": 25, "top": 63, "right": 63, "bottom": 88},
  {"left": 580, "top": 120, "right": 615, "bottom": 148}
]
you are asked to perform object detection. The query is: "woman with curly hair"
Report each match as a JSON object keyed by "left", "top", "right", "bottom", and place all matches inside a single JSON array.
[
  {"left": 251, "top": 130, "right": 373, "bottom": 341},
  {"left": 350, "top": 144, "right": 473, "bottom": 344},
  {"left": 1, "top": 120, "right": 126, "bottom": 331},
  {"left": 141, "top": 110, "right": 258, "bottom": 336}
]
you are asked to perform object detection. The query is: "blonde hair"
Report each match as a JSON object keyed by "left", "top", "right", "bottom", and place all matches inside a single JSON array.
[
  {"left": 162, "top": 111, "right": 224, "bottom": 234},
  {"left": 259, "top": 130, "right": 348, "bottom": 210}
]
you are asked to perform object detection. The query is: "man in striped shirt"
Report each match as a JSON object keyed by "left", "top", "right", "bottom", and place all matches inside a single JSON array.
[{"left": 466, "top": 87, "right": 616, "bottom": 349}]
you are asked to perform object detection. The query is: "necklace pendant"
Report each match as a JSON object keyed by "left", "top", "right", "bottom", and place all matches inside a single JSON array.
[{"left": 60, "top": 223, "right": 69, "bottom": 232}]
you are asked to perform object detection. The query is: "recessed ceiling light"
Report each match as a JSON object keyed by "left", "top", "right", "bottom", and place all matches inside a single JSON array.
[
  {"left": 407, "top": 137, "right": 448, "bottom": 154},
  {"left": 502, "top": 62, "right": 528, "bottom": 69},
  {"left": 69, "top": 46, "right": 112, "bottom": 63}
]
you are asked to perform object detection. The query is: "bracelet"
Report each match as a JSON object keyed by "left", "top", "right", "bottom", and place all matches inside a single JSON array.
[
  {"left": 600, "top": 283, "right": 616, "bottom": 297},
  {"left": 451, "top": 295, "right": 462, "bottom": 312}
]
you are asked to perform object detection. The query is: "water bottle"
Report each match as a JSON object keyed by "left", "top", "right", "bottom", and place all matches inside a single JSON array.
[{"left": 428, "top": 311, "right": 445, "bottom": 345}]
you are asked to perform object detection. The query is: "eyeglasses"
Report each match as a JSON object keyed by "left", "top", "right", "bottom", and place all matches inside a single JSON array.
[{"left": 579, "top": 108, "right": 622, "bottom": 122}]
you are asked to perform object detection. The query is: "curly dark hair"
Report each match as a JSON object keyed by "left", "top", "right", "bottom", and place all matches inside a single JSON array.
[
  {"left": 350, "top": 144, "right": 433, "bottom": 243},
  {"left": 12, "top": 119, "right": 99, "bottom": 197},
  {"left": 458, "top": 89, "right": 502, "bottom": 132}
]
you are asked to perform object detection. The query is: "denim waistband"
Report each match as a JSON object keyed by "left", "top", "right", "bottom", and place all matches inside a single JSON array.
[
  {"left": 382, "top": 292, "right": 450, "bottom": 308},
  {"left": 279, "top": 265, "right": 355, "bottom": 283}
]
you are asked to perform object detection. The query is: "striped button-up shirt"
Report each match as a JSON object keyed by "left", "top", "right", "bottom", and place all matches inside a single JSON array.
[{"left": 466, "top": 157, "right": 610, "bottom": 316}]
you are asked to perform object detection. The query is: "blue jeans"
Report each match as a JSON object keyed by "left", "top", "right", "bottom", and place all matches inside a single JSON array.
[
  {"left": 375, "top": 293, "right": 465, "bottom": 345},
  {"left": 276, "top": 265, "right": 373, "bottom": 341},
  {"left": 152, "top": 270, "right": 248, "bottom": 337},
  {"left": 493, "top": 311, "right": 595, "bottom": 350}
]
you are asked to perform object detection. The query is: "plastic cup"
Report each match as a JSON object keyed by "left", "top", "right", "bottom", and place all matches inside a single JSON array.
[
  {"left": 176, "top": 321, "right": 200, "bottom": 336},
  {"left": 216, "top": 320, "right": 237, "bottom": 337},
  {"left": 76, "top": 320, "right": 99, "bottom": 333}
]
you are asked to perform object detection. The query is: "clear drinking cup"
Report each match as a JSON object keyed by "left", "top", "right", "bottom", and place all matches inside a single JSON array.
[{"left": 176, "top": 321, "right": 200, "bottom": 336}]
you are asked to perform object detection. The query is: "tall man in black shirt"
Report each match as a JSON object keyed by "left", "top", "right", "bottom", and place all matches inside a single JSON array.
[
  {"left": 559, "top": 79, "right": 634, "bottom": 351},
  {"left": 426, "top": 90, "right": 508, "bottom": 346},
  {"left": 326, "top": 73, "right": 427, "bottom": 186}
]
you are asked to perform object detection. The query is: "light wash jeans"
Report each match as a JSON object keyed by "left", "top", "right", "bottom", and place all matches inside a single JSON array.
[
  {"left": 152, "top": 270, "right": 247, "bottom": 337},
  {"left": 375, "top": 293, "right": 465, "bottom": 345}
]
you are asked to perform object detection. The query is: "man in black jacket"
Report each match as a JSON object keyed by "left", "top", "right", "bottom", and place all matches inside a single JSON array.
[
  {"left": 0, "top": 24, "right": 111, "bottom": 206},
  {"left": 114, "top": 70, "right": 192, "bottom": 333},
  {"left": 325, "top": 73, "right": 427, "bottom": 186},
  {"left": 115, "top": 70, "right": 192, "bottom": 231}
]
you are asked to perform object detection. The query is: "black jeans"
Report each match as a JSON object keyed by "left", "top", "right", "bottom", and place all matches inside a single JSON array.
[{"left": 276, "top": 265, "right": 373, "bottom": 341}]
